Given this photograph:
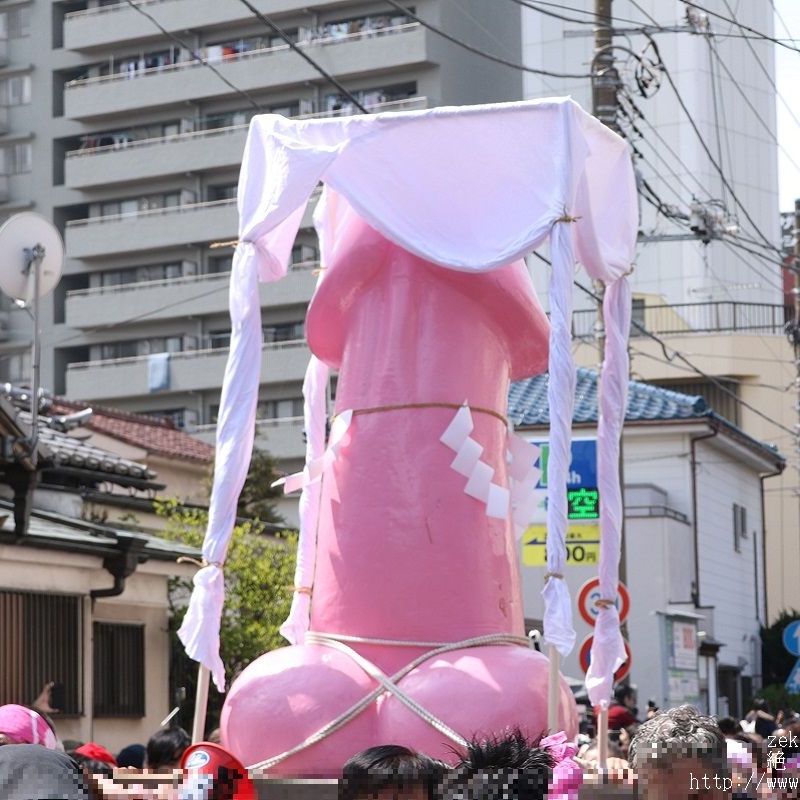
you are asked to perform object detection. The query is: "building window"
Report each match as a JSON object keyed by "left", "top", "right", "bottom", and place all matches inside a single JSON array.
[
  {"left": 7, "top": 7, "right": 31, "bottom": 38},
  {"left": 263, "top": 321, "right": 305, "bottom": 343},
  {"left": 630, "top": 298, "right": 646, "bottom": 336},
  {"left": 733, "top": 503, "right": 747, "bottom": 553},
  {"left": 207, "top": 254, "right": 233, "bottom": 274},
  {"left": 0, "top": 591, "right": 82, "bottom": 715},
  {"left": 0, "top": 142, "right": 32, "bottom": 175},
  {"left": 93, "top": 622, "right": 144, "bottom": 717},
  {"left": 0, "top": 74, "right": 31, "bottom": 106}
]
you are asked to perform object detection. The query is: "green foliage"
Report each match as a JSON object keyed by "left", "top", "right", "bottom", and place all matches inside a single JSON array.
[
  {"left": 157, "top": 498, "right": 298, "bottom": 731},
  {"left": 755, "top": 683, "right": 800, "bottom": 716},
  {"left": 204, "top": 446, "right": 286, "bottom": 525},
  {"left": 761, "top": 609, "right": 800, "bottom": 686},
  {"left": 235, "top": 448, "right": 286, "bottom": 525}
]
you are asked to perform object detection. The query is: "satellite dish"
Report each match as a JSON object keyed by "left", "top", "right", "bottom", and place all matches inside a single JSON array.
[
  {"left": 0, "top": 212, "right": 65, "bottom": 471},
  {"left": 0, "top": 212, "right": 64, "bottom": 305}
]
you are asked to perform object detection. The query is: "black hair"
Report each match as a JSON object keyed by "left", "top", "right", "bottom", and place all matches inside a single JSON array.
[
  {"left": 613, "top": 685, "right": 635, "bottom": 704},
  {"left": 340, "top": 744, "right": 447, "bottom": 800},
  {"left": 146, "top": 725, "right": 190, "bottom": 770},
  {"left": 70, "top": 753, "right": 115, "bottom": 779},
  {"left": 751, "top": 697, "right": 770, "bottom": 712},
  {"left": 440, "top": 729, "right": 553, "bottom": 800},
  {"left": 717, "top": 716, "right": 742, "bottom": 736}
]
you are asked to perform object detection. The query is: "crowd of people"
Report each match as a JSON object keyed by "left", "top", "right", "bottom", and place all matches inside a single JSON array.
[{"left": 1, "top": 691, "right": 799, "bottom": 799}]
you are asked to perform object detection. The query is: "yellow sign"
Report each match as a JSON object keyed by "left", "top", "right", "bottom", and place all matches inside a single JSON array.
[{"left": 521, "top": 524, "right": 600, "bottom": 567}]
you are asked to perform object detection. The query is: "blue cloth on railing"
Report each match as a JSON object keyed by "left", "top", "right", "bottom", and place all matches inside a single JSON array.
[{"left": 148, "top": 352, "right": 170, "bottom": 392}]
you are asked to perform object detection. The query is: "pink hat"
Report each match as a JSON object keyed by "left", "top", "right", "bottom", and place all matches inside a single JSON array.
[{"left": 0, "top": 704, "right": 58, "bottom": 749}]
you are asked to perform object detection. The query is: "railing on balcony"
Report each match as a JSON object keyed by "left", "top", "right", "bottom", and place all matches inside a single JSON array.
[
  {"left": 64, "top": 22, "right": 421, "bottom": 90},
  {"left": 66, "top": 337, "right": 307, "bottom": 374},
  {"left": 572, "top": 302, "right": 790, "bottom": 339},
  {"left": 65, "top": 0, "right": 172, "bottom": 17},
  {"left": 65, "top": 197, "right": 236, "bottom": 230},
  {"left": 64, "top": 97, "right": 426, "bottom": 160},
  {"left": 64, "top": 261, "right": 318, "bottom": 302}
]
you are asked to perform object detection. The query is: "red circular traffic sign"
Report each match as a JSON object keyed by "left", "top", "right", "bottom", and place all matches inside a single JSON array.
[
  {"left": 578, "top": 634, "right": 632, "bottom": 682},
  {"left": 577, "top": 578, "right": 630, "bottom": 627}
]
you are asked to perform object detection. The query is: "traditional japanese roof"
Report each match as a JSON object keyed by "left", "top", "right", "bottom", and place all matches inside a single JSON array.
[
  {"left": 0, "top": 498, "right": 200, "bottom": 563},
  {"left": 49, "top": 398, "right": 215, "bottom": 464},
  {"left": 508, "top": 367, "right": 783, "bottom": 467},
  {"left": 508, "top": 367, "right": 708, "bottom": 425}
]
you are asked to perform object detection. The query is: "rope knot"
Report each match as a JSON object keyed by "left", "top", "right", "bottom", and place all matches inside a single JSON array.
[{"left": 544, "top": 571, "right": 564, "bottom": 582}]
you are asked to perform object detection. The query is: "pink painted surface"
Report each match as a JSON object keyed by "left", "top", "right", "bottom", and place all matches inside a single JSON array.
[{"left": 222, "top": 212, "right": 577, "bottom": 775}]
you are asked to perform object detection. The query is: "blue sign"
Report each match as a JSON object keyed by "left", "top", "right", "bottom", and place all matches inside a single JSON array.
[
  {"left": 783, "top": 621, "right": 800, "bottom": 657},
  {"left": 786, "top": 661, "right": 800, "bottom": 694},
  {"left": 537, "top": 438, "right": 597, "bottom": 490}
]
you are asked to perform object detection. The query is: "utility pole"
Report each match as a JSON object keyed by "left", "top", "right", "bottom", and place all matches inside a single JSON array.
[
  {"left": 794, "top": 200, "right": 800, "bottom": 486},
  {"left": 590, "top": 5, "right": 629, "bottom": 730},
  {"left": 592, "top": 0, "right": 620, "bottom": 134}
]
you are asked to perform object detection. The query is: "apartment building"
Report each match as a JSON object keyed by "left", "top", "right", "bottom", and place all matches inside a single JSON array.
[
  {"left": 520, "top": 1, "right": 800, "bottom": 621},
  {"left": 0, "top": 0, "right": 523, "bottom": 483}
]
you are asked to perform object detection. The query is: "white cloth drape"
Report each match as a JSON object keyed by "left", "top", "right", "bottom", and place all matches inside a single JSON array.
[{"left": 178, "top": 97, "right": 638, "bottom": 694}]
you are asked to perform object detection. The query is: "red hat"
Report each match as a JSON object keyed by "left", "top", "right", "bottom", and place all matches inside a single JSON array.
[
  {"left": 178, "top": 742, "right": 256, "bottom": 800},
  {"left": 75, "top": 742, "right": 118, "bottom": 766}
]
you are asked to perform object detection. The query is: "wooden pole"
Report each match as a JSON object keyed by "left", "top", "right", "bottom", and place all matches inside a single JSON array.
[{"left": 191, "top": 665, "right": 211, "bottom": 743}]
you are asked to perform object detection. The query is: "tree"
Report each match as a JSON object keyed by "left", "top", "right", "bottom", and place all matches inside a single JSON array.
[
  {"left": 157, "top": 499, "right": 298, "bottom": 733},
  {"left": 204, "top": 445, "right": 287, "bottom": 525}
]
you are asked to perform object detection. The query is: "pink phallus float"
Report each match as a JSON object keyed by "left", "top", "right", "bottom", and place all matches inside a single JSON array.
[{"left": 178, "top": 98, "right": 638, "bottom": 776}]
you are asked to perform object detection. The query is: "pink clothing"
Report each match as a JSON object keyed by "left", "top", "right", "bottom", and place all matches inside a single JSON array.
[{"left": 0, "top": 704, "right": 57, "bottom": 749}]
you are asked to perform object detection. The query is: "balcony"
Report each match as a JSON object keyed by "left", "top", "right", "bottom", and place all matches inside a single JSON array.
[
  {"left": 65, "top": 339, "right": 311, "bottom": 401},
  {"left": 63, "top": 0, "right": 322, "bottom": 51},
  {"left": 65, "top": 265, "right": 317, "bottom": 329},
  {"left": 63, "top": 96, "right": 427, "bottom": 189},
  {"left": 572, "top": 302, "right": 789, "bottom": 339},
  {"left": 64, "top": 125, "right": 248, "bottom": 189},
  {"left": 65, "top": 199, "right": 237, "bottom": 259},
  {"left": 194, "top": 416, "right": 306, "bottom": 461},
  {"left": 64, "top": 23, "right": 429, "bottom": 120}
]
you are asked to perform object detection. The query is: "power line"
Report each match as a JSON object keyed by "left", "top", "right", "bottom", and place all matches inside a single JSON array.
[
  {"left": 718, "top": 0, "right": 800, "bottom": 135},
  {"left": 234, "top": 0, "right": 369, "bottom": 113},
  {"left": 383, "top": 0, "right": 593, "bottom": 79},
  {"left": 679, "top": 0, "right": 800, "bottom": 54},
  {"left": 659, "top": 58, "right": 784, "bottom": 260},
  {"left": 704, "top": 33, "right": 800, "bottom": 176},
  {"left": 123, "top": 0, "right": 265, "bottom": 112},
  {"left": 531, "top": 251, "right": 796, "bottom": 439}
]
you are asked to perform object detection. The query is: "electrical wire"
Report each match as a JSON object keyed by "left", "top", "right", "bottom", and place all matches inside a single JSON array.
[
  {"left": 704, "top": 33, "right": 800, "bottom": 176},
  {"left": 678, "top": 0, "right": 800, "bottom": 54},
  {"left": 530, "top": 250, "right": 797, "bottom": 439},
  {"left": 382, "top": 0, "right": 594, "bottom": 79},
  {"left": 234, "top": 0, "right": 369, "bottom": 113},
  {"left": 718, "top": 0, "right": 800, "bottom": 135},
  {"left": 659, "top": 58, "right": 785, "bottom": 260},
  {"left": 123, "top": 0, "right": 265, "bottom": 112}
]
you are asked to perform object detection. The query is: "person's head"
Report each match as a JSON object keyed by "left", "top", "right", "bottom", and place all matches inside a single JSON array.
[
  {"left": 340, "top": 744, "right": 447, "bottom": 800},
  {"left": 0, "top": 744, "right": 90, "bottom": 800},
  {"left": 440, "top": 729, "right": 553, "bottom": 800},
  {"left": 614, "top": 685, "right": 637, "bottom": 709},
  {"left": 145, "top": 725, "right": 190, "bottom": 771},
  {"left": 628, "top": 705, "right": 728, "bottom": 799},
  {"left": 715, "top": 717, "right": 742, "bottom": 737},
  {"left": 117, "top": 742, "right": 146, "bottom": 769},
  {"left": 751, "top": 697, "right": 770, "bottom": 713},
  {"left": 0, "top": 704, "right": 58, "bottom": 748}
]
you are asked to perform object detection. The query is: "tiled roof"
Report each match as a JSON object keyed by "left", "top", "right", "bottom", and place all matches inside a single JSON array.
[
  {"left": 508, "top": 367, "right": 709, "bottom": 426},
  {"left": 49, "top": 399, "right": 215, "bottom": 464},
  {"left": 16, "top": 410, "right": 162, "bottom": 488}
]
